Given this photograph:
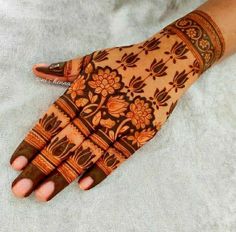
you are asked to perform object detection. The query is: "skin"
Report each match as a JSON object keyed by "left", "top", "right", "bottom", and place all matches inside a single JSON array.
[{"left": 11, "top": 0, "right": 236, "bottom": 201}]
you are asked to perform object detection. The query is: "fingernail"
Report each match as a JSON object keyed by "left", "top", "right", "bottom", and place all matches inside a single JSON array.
[
  {"left": 12, "top": 178, "right": 33, "bottom": 198},
  {"left": 79, "top": 176, "right": 94, "bottom": 190},
  {"left": 35, "top": 181, "right": 55, "bottom": 202},
  {"left": 33, "top": 62, "right": 65, "bottom": 76},
  {"left": 34, "top": 64, "right": 50, "bottom": 73},
  {"left": 11, "top": 156, "right": 28, "bottom": 171}
]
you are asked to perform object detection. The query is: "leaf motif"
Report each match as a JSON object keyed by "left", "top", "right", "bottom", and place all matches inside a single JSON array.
[
  {"left": 119, "top": 126, "right": 129, "bottom": 134},
  {"left": 83, "top": 108, "right": 93, "bottom": 114},
  {"left": 75, "top": 98, "right": 89, "bottom": 107},
  {"left": 109, "top": 130, "right": 115, "bottom": 141},
  {"left": 92, "top": 111, "right": 101, "bottom": 126},
  {"left": 91, "top": 95, "right": 98, "bottom": 103},
  {"left": 88, "top": 91, "right": 93, "bottom": 102},
  {"left": 100, "top": 119, "right": 115, "bottom": 129},
  {"left": 85, "top": 63, "right": 94, "bottom": 74}
]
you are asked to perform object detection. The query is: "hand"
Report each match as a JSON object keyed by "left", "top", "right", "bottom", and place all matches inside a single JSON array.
[{"left": 10, "top": 10, "right": 224, "bottom": 201}]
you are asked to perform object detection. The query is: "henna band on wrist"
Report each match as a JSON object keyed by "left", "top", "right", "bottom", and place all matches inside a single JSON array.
[{"left": 166, "top": 10, "right": 225, "bottom": 73}]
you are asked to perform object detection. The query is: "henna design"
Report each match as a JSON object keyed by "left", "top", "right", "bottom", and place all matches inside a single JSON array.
[
  {"left": 11, "top": 10, "right": 226, "bottom": 199},
  {"left": 166, "top": 10, "right": 225, "bottom": 72},
  {"left": 165, "top": 41, "right": 189, "bottom": 64},
  {"left": 138, "top": 37, "right": 161, "bottom": 54},
  {"left": 145, "top": 58, "right": 168, "bottom": 79},
  {"left": 106, "top": 96, "right": 129, "bottom": 118},
  {"left": 70, "top": 146, "right": 95, "bottom": 169},
  {"left": 93, "top": 50, "right": 109, "bottom": 62},
  {"left": 47, "top": 136, "right": 75, "bottom": 159},
  {"left": 116, "top": 52, "right": 140, "bottom": 70},
  {"left": 88, "top": 66, "right": 123, "bottom": 97},
  {"left": 150, "top": 88, "right": 171, "bottom": 109},
  {"left": 189, "top": 59, "right": 201, "bottom": 76},
  {"left": 125, "top": 76, "right": 146, "bottom": 96},
  {"left": 169, "top": 70, "right": 189, "bottom": 92},
  {"left": 166, "top": 101, "right": 178, "bottom": 119}
]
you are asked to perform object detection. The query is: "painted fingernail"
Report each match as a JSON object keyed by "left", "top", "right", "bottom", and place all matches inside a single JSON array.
[
  {"left": 34, "top": 62, "right": 65, "bottom": 75},
  {"left": 35, "top": 181, "right": 55, "bottom": 202},
  {"left": 34, "top": 64, "right": 50, "bottom": 73},
  {"left": 79, "top": 176, "right": 94, "bottom": 190},
  {"left": 12, "top": 178, "right": 33, "bottom": 198},
  {"left": 11, "top": 156, "right": 28, "bottom": 171}
]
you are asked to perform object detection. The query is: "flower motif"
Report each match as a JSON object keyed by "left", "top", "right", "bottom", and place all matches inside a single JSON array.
[
  {"left": 155, "top": 122, "right": 162, "bottom": 131},
  {"left": 39, "top": 113, "right": 62, "bottom": 136},
  {"left": 126, "top": 98, "right": 153, "bottom": 129},
  {"left": 75, "top": 98, "right": 89, "bottom": 107},
  {"left": 189, "top": 59, "right": 201, "bottom": 75},
  {"left": 48, "top": 136, "right": 75, "bottom": 159},
  {"left": 165, "top": 41, "right": 189, "bottom": 64},
  {"left": 178, "top": 19, "right": 188, "bottom": 26},
  {"left": 166, "top": 101, "right": 178, "bottom": 119},
  {"left": 152, "top": 87, "right": 171, "bottom": 109},
  {"left": 118, "top": 44, "right": 134, "bottom": 51},
  {"left": 160, "top": 28, "right": 176, "bottom": 38},
  {"left": 204, "top": 53, "right": 211, "bottom": 63},
  {"left": 106, "top": 95, "right": 128, "bottom": 118},
  {"left": 146, "top": 59, "right": 168, "bottom": 79},
  {"left": 199, "top": 39, "right": 210, "bottom": 49},
  {"left": 125, "top": 76, "right": 146, "bottom": 96},
  {"left": 82, "top": 53, "right": 94, "bottom": 74},
  {"left": 101, "top": 149, "right": 121, "bottom": 171},
  {"left": 93, "top": 50, "right": 109, "bottom": 62},
  {"left": 72, "top": 147, "right": 95, "bottom": 169},
  {"left": 88, "top": 67, "right": 122, "bottom": 97},
  {"left": 186, "top": 28, "right": 197, "bottom": 38},
  {"left": 100, "top": 118, "right": 115, "bottom": 129},
  {"left": 169, "top": 70, "right": 189, "bottom": 92},
  {"left": 138, "top": 37, "right": 161, "bottom": 54},
  {"left": 128, "top": 128, "right": 155, "bottom": 147},
  {"left": 116, "top": 52, "right": 140, "bottom": 70},
  {"left": 67, "top": 76, "right": 86, "bottom": 100}
]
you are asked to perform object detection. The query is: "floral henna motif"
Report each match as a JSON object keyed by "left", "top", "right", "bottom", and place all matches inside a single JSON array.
[
  {"left": 150, "top": 88, "right": 171, "bottom": 109},
  {"left": 88, "top": 67, "right": 122, "bottom": 97},
  {"left": 127, "top": 128, "right": 156, "bottom": 148},
  {"left": 138, "top": 37, "right": 161, "bottom": 54},
  {"left": 164, "top": 41, "right": 189, "bottom": 64},
  {"left": 106, "top": 96, "right": 129, "bottom": 118},
  {"left": 67, "top": 76, "right": 86, "bottom": 100},
  {"left": 166, "top": 101, "right": 178, "bottom": 119},
  {"left": 116, "top": 52, "right": 140, "bottom": 70},
  {"left": 145, "top": 58, "right": 168, "bottom": 79},
  {"left": 125, "top": 76, "right": 146, "bottom": 96},
  {"left": 166, "top": 10, "right": 225, "bottom": 72},
  {"left": 93, "top": 50, "right": 109, "bottom": 62},
  {"left": 126, "top": 98, "right": 153, "bottom": 129},
  {"left": 169, "top": 70, "right": 189, "bottom": 92}
]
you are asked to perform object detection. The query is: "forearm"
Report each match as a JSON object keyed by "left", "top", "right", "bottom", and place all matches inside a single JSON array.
[
  {"left": 198, "top": 0, "right": 236, "bottom": 58},
  {"left": 144, "top": 0, "right": 235, "bottom": 73}
]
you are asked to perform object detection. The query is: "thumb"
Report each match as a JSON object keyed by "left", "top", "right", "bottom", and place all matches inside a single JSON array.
[{"left": 32, "top": 56, "right": 85, "bottom": 83}]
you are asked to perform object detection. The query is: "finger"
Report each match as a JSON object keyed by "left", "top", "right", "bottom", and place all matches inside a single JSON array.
[
  {"left": 12, "top": 117, "right": 94, "bottom": 197},
  {"left": 10, "top": 93, "right": 79, "bottom": 170},
  {"left": 33, "top": 54, "right": 94, "bottom": 83},
  {"left": 78, "top": 135, "right": 139, "bottom": 190},
  {"left": 34, "top": 128, "right": 115, "bottom": 201}
]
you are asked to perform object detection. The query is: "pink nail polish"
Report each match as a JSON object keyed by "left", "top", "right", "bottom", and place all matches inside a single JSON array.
[
  {"left": 11, "top": 156, "right": 28, "bottom": 170},
  {"left": 12, "top": 178, "right": 33, "bottom": 198},
  {"left": 35, "top": 181, "right": 55, "bottom": 202},
  {"left": 79, "top": 176, "right": 94, "bottom": 190}
]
